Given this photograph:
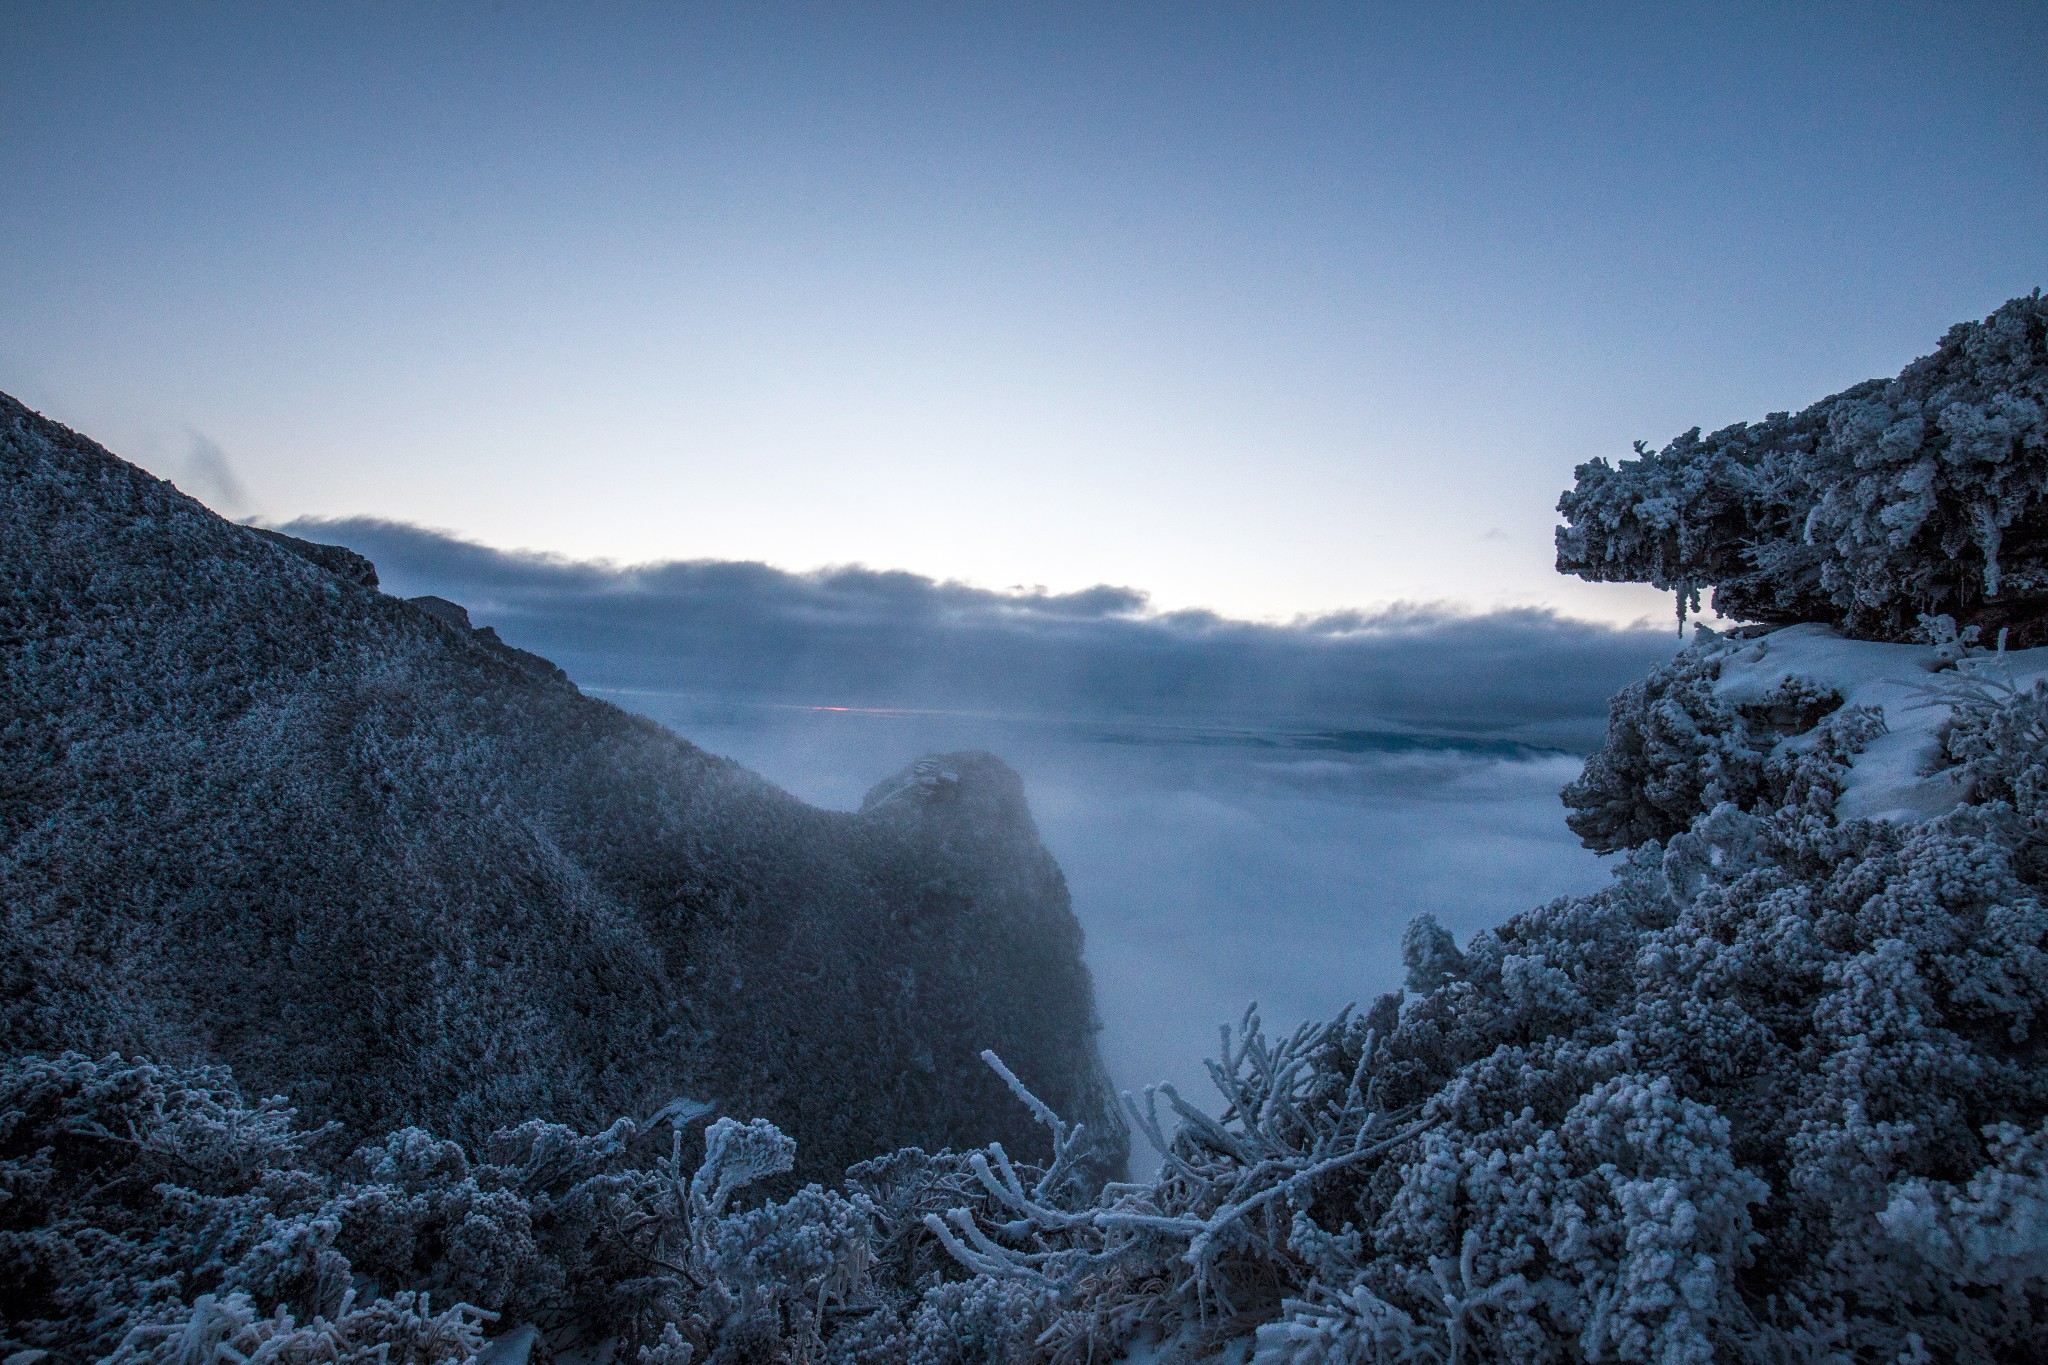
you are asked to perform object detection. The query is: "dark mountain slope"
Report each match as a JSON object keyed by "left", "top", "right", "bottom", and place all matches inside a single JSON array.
[{"left": 0, "top": 391, "right": 1126, "bottom": 1182}]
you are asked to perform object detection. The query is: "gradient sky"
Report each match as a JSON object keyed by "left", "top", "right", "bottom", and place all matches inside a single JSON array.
[{"left": 4, "top": 2, "right": 2043, "bottom": 623}]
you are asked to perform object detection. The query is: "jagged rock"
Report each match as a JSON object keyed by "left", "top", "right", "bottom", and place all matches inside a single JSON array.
[
  {"left": 407, "top": 593, "right": 473, "bottom": 629},
  {"left": 249, "top": 525, "right": 381, "bottom": 588},
  {"left": 0, "top": 389, "right": 1126, "bottom": 1184}
]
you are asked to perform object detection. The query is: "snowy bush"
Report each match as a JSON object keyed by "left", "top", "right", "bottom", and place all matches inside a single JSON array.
[
  {"left": 1937, "top": 673, "right": 2048, "bottom": 820},
  {"left": 106, "top": 1290, "right": 495, "bottom": 1365},
  {"left": 1561, "top": 630, "right": 1885, "bottom": 853},
  {"left": 1558, "top": 291, "right": 2048, "bottom": 642}
]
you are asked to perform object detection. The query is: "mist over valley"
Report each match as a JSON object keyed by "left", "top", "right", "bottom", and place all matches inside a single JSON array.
[{"left": 291, "top": 515, "right": 1679, "bottom": 1117}]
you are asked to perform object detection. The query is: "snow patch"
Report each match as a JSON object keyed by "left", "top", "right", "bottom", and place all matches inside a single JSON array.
[{"left": 1713, "top": 623, "right": 2048, "bottom": 824}]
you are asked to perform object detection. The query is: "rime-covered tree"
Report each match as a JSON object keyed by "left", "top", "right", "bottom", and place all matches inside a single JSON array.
[{"left": 1558, "top": 291, "right": 2048, "bottom": 642}]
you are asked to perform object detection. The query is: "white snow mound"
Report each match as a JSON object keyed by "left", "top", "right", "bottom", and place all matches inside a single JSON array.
[{"left": 1713, "top": 623, "right": 2048, "bottom": 825}]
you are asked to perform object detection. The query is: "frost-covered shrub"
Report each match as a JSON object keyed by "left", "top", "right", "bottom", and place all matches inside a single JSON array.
[
  {"left": 1561, "top": 646, "right": 1758, "bottom": 850},
  {"left": 0, "top": 1054, "right": 690, "bottom": 1362},
  {"left": 0, "top": 1044, "right": 1079, "bottom": 1365},
  {"left": 1558, "top": 291, "right": 2048, "bottom": 642},
  {"left": 0, "top": 1053, "right": 335, "bottom": 1360},
  {"left": 106, "top": 1290, "right": 494, "bottom": 1365},
  {"left": 1938, "top": 674, "right": 2048, "bottom": 822},
  {"left": 1561, "top": 631, "right": 1881, "bottom": 853},
  {"left": 907, "top": 1278, "right": 1057, "bottom": 1365},
  {"left": 1253, "top": 1283, "right": 1430, "bottom": 1365}
]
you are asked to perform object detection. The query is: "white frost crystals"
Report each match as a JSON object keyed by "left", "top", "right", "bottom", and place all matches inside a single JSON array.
[{"left": 692, "top": 1118, "right": 797, "bottom": 1215}]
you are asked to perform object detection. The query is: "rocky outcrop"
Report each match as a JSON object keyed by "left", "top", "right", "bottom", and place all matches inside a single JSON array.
[{"left": 0, "top": 390, "right": 1126, "bottom": 1184}]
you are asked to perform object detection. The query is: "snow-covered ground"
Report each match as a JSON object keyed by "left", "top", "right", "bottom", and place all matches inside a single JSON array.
[{"left": 1714, "top": 622, "right": 2048, "bottom": 824}]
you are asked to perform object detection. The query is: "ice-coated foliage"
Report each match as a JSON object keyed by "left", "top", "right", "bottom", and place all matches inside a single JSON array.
[
  {"left": 0, "top": 1050, "right": 918, "bottom": 1364},
  {"left": 106, "top": 1291, "right": 496, "bottom": 1365},
  {"left": 1937, "top": 674, "right": 2048, "bottom": 819},
  {"left": 1561, "top": 631, "right": 1885, "bottom": 852},
  {"left": 1557, "top": 291, "right": 2048, "bottom": 642}
]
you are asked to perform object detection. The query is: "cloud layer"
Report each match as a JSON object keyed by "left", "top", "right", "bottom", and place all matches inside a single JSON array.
[{"left": 284, "top": 517, "right": 1677, "bottom": 752}]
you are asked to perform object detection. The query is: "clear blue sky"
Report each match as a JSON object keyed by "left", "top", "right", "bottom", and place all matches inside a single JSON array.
[{"left": 3, "top": 2, "right": 2042, "bottom": 623}]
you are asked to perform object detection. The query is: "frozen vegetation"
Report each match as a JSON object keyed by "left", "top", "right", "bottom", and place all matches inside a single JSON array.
[
  {"left": 7, "top": 292, "right": 2048, "bottom": 1362},
  {"left": 1558, "top": 291, "right": 2048, "bottom": 642}
]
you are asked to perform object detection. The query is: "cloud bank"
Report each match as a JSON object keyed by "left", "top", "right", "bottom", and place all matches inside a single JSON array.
[{"left": 284, "top": 517, "right": 1676, "bottom": 752}]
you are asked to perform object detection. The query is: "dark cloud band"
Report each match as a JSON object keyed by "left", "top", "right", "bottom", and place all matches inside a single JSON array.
[{"left": 281, "top": 517, "right": 1675, "bottom": 751}]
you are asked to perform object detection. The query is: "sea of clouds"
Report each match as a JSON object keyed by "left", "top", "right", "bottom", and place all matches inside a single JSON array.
[{"left": 289, "top": 517, "right": 1678, "bottom": 1127}]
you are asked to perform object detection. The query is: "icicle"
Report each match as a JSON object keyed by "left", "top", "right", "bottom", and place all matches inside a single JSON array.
[
  {"left": 1979, "top": 503, "right": 2004, "bottom": 597},
  {"left": 1674, "top": 580, "right": 1701, "bottom": 637}
]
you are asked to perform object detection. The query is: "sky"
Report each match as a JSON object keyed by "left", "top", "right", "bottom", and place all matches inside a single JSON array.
[{"left": 5, "top": 2, "right": 2044, "bottom": 624}]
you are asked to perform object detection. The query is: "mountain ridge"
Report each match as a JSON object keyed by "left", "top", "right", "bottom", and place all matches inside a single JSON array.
[{"left": 0, "top": 389, "right": 1126, "bottom": 1185}]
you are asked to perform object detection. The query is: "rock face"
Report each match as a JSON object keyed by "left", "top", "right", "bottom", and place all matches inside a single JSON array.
[{"left": 0, "top": 391, "right": 1127, "bottom": 1183}]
